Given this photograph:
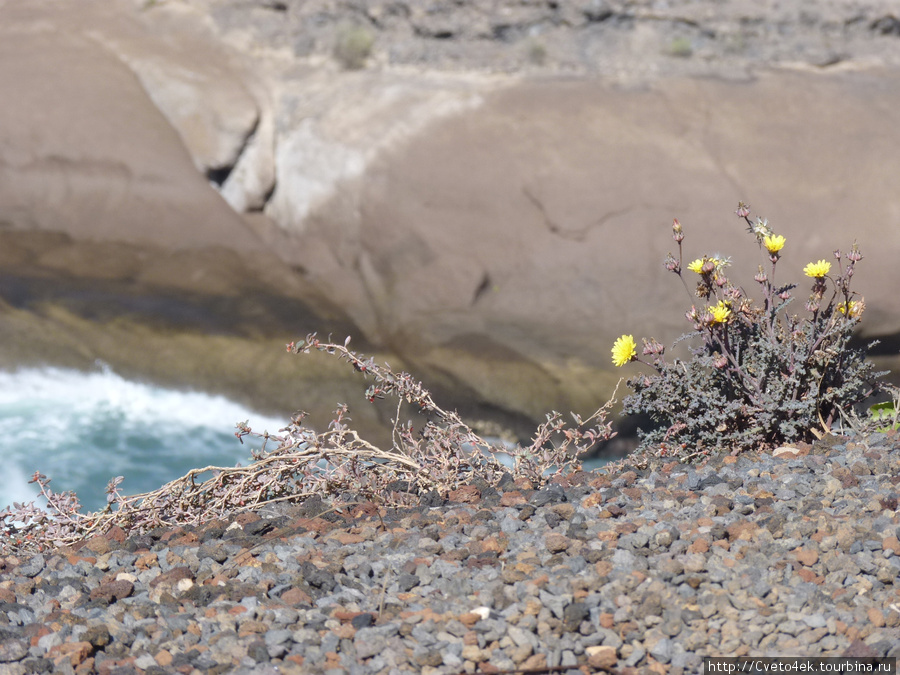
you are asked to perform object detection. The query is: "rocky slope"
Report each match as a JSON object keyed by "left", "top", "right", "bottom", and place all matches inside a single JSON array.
[{"left": 1, "top": 431, "right": 899, "bottom": 673}]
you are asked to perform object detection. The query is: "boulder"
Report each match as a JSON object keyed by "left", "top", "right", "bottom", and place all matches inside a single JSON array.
[
  {"left": 99, "top": 5, "right": 263, "bottom": 183},
  {"left": 0, "top": 0, "right": 266, "bottom": 247},
  {"left": 278, "top": 69, "right": 900, "bottom": 422}
]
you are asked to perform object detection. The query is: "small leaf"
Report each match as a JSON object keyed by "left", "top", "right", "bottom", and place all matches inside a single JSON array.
[{"left": 868, "top": 401, "right": 895, "bottom": 419}]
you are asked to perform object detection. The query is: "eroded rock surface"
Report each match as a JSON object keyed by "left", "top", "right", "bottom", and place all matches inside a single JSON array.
[{"left": 2, "top": 0, "right": 900, "bottom": 443}]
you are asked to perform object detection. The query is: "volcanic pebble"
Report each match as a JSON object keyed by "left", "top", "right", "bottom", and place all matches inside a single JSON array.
[{"left": 1, "top": 433, "right": 900, "bottom": 674}]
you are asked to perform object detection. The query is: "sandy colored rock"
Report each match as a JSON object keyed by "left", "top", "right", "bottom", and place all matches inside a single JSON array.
[
  {"left": 294, "top": 71, "right": 900, "bottom": 409},
  {"left": 49, "top": 641, "right": 93, "bottom": 668},
  {"left": 544, "top": 533, "right": 571, "bottom": 554},
  {"left": 4, "top": 0, "right": 900, "bottom": 443},
  {"left": 773, "top": 446, "right": 801, "bottom": 458},
  {"left": 0, "top": 3, "right": 261, "bottom": 252},
  {"left": 795, "top": 548, "right": 820, "bottom": 567},
  {"left": 882, "top": 537, "right": 900, "bottom": 555},
  {"left": 867, "top": 608, "right": 887, "bottom": 628},
  {"left": 587, "top": 645, "right": 618, "bottom": 669}
]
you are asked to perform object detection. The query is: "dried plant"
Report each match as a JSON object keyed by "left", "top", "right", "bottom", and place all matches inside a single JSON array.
[
  {"left": 1, "top": 336, "right": 616, "bottom": 554},
  {"left": 613, "top": 203, "right": 886, "bottom": 462}
]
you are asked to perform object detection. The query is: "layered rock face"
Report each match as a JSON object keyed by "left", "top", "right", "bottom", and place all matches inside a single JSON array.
[{"left": 2, "top": 0, "right": 900, "bottom": 444}]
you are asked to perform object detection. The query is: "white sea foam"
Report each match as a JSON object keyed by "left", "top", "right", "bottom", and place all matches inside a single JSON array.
[{"left": 0, "top": 365, "right": 288, "bottom": 513}]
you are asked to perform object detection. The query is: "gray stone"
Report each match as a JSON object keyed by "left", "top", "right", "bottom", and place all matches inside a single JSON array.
[
  {"left": 412, "top": 644, "right": 445, "bottom": 667},
  {"left": 563, "top": 602, "right": 590, "bottom": 632},
  {"left": 625, "top": 642, "right": 647, "bottom": 667},
  {"left": 35, "top": 633, "right": 62, "bottom": 652},
  {"left": 649, "top": 637, "right": 674, "bottom": 664},
  {"left": 507, "top": 626, "right": 537, "bottom": 649},
  {"left": 500, "top": 516, "right": 523, "bottom": 534},
  {"left": 133, "top": 654, "right": 158, "bottom": 669},
  {"left": 803, "top": 613, "right": 828, "bottom": 629},
  {"left": 17, "top": 557, "right": 44, "bottom": 579},
  {"left": 612, "top": 549, "right": 637, "bottom": 569},
  {"left": 597, "top": 628, "right": 623, "bottom": 650},
  {"left": 354, "top": 627, "right": 387, "bottom": 660},
  {"left": 538, "top": 590, "right": 567, "bottom": 620},
  {"left": 0, "top": 639, "right": 28, "bottom": 663},
  {"left": 531, "top": 484, "right": 567, "bottom": 507},
  {"left": 264, "top": 629, "right": 293, "bottom": 646},
  {"left": 397, "top": 573, "right": 420, "bottom": 592}
]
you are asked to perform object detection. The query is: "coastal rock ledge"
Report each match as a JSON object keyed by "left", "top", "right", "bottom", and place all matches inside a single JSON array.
[{"left": 3, "top": 0, "right": 900, "bottom": 441}]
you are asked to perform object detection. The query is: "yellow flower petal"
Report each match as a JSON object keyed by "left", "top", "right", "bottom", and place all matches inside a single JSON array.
[
  {"left": 687, "top": 259, "right": 705, "bottom": 274},
  {"left": 709, "top": 300, "right": 731, "bottom": 324},
  {"left": 611, "top": 335, "right": 637, "bottom": 367},
  {"left": 763, "top": 234, "right": 785, "bottom": 254},
  {"left": 803, "top": 260, "right": 831, "bottom": 278}
]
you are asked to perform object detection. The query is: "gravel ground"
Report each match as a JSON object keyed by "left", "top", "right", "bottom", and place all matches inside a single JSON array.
[{"left": 1, "top": 432, "right": 900, "bottom": 674}]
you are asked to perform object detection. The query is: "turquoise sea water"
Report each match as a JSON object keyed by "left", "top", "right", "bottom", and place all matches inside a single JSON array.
[{"left": 0, "top": 365, "right": 287, "bottom": 513}]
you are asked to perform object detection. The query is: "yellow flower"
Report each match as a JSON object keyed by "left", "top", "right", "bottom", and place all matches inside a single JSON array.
[
  {"left": 611, "top": 335, "right": 637, "bottom": 367},
  {"left": 763, "top": 234, "right": 785, "bottom": 254},
  {"left": 837, "top": 299, "right": 864, "bottom": 318},
  {"left": 803, "top": 260, "right": 831, "bottom": 278},
  {"left": 687, "top": 258, "right": 705, "bottom": 274},
  {"left": 709, "top": 300, "right": 731, "bottom": 324}
]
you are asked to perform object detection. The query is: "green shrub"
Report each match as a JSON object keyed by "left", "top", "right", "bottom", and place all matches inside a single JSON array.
[
  {"left": 613, "top": 203, "right": 885, "bottom": 461},
  {"left": 525, "top": 38, "right": 548, "bottom": 66},
  {"left": 334, "top": 24, "right": 375, "bottom": 70},
  {"left": 667, "top": 36, "right": 693, "bottom": 58}
]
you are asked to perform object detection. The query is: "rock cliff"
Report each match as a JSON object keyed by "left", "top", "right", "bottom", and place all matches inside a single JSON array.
[{"left": 3, "top": 0, "right": 900, "bottom": 447}]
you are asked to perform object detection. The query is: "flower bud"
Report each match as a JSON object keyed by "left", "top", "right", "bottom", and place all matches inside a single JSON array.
[
  {"left": 778, "top": 290, "right": 792, "bottom": 301},
  {"left": 833, "top": 249, "right": 842, "bottom": 260},
  {"left": 805, "top": 298, "right": 820, "bottom": 313},
  {"left": 642, "top": 337, "right": 665, "bottom": 356},
  {"left": 735, "top": 202, "right": 750, "bottom": 218},
  {"left": 847, "top": 244, "right": 863, "bottom": 262},
  {"left": 701, "top": 310, "right": 717, "bottom": 326},
  {"left": 701, "top": 260, "right": 716, "bottom": 275},
  {"left": 714, "top": 355, "right": 728, "bottom": 369},
  {"left": 664, "top": 253, "right": 680, "bottom": 272},
  {"left": 755, "top": 266, "right": 768, "bottom": 284}
]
